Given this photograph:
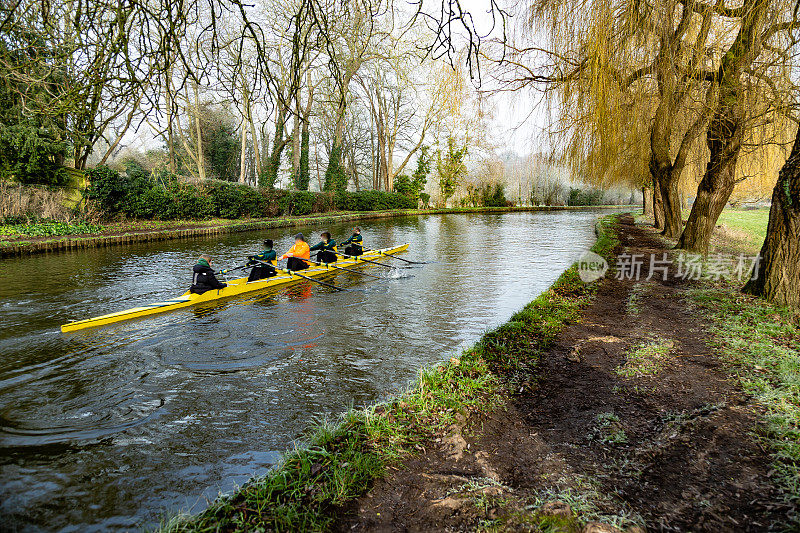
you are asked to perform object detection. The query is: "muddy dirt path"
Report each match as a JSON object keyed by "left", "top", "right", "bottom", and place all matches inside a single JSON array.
[{"left": 337, "top": 216, "right": 788, "bottom": 532}]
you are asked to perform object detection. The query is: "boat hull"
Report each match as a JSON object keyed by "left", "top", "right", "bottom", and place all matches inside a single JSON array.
[{"left": 61, "top": 244, "right": 410, "bottom": 332}]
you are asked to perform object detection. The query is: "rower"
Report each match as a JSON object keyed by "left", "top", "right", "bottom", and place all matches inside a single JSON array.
[
  {"left": 309, "top": 231, "right": 338, "bottom": 264},
  {"left": 190, "top": 254, "right": 228, "bottom": 294},
  {"left": 247, "top": 239, "right": 278, "bottom": 281},
  {"left": 279, "top": 233, "right": 311, "bottom": 271},
  {"left": 342, "top": 227, "right": 364, "bottom": 256}
]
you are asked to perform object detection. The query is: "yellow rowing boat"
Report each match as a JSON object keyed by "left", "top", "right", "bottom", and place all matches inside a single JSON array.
[{"left": 61, "top": 244, "right": 410, "bottom": 332}]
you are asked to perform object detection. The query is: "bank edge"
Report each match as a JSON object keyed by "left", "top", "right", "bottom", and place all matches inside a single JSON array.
[{"left": 154, "top": 213, "right": 623, "bottom": 533}]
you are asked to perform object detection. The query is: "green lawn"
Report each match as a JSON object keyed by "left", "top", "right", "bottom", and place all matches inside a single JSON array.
[{"left": 715, "top": 208, "right": 769, "bottom": 247}]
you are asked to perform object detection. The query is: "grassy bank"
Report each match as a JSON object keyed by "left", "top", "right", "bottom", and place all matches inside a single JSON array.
[
  {"left": 713, "top": 207, "right": 769, "bottom": 252},
  {"left": 685, "top": 210, "right": 799, "bottom": 522},
  {"left": 688, "top": 284, "right": 800, "bottom": 520},
  {"left": 637, "top": 207, "right": 798, "bottom": 522},
  {"left": 156, "top": 215, "right": 621, "bottom": 532},
  {"left": 0, "top": 205, "right": 625, "bottom": 258}
]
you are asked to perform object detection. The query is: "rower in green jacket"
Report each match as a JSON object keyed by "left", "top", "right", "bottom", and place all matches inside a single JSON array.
[
  {"left": 247, "top": 239, "right": 278, "bottom": 281},
  {"left": 310, "top": 231, "right": 338, "bottom": 263},
  {"left": 342, "top": 227, "right": 363, "bottom": 256}
]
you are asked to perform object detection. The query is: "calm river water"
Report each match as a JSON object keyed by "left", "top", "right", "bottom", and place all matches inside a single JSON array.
[{"left": 0, "top": 210, "right": 604, "bottom": 531}]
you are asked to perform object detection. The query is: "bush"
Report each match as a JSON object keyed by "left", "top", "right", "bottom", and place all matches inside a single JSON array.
[
  {"left": 280, "top": 191, "right": 315, "bottom": 216},
  {"left": 0, "top": 121, "right": 69, "bottom": 186},
  {"left": 335, "top": 190, "right": 415, "bottom": 211},
  {"left": 84, "top": 166, "right": 150, "bottom": 215},
  {"left": 482, "top": 183, "right": 509, "bottom": 207},
  {"left": 83, "top": 165, "right": 417, "bottom": 221},
  {"left": 85, "top": 166, "right": 266, "bottom": 220},
  {"left": 568, "top": 187, "right": 604, "bottom": 206}
]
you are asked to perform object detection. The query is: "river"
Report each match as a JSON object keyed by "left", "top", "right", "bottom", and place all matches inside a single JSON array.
[{"left": 0, "top": 210, "right": 604, "bottom": 531}]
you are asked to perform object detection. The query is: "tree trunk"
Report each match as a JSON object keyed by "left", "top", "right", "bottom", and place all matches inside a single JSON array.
[
  {"left": 242, "top": 78, "right": 261, "bottom": 181},
  {"left": 677, "top": 0, "right": 768, "bottom": 253},
  {"left": 658, "top": 169, "right": 683, "bottom": 238},
  {"left": 642, "top": 186, "right": 654, "bottom": 217},
  {"left": 298, "top": 118, "right": 310, "bottom": 190},
  {"left": 743, "top": 130, "right": 800, "bottom": 306},
  {"left": 291, "top": 105, "right": 301, "bottom": 186},
  {"left": 262, "top": 107, "right": 287, "bottom": 188},
  {"left": 166, "top": 70, "right": 176, "bottom": 174},
  {"left": 193, "top": 83, "right": 206, "bottom": 180},
  {"left": 239, "top": 120, "right": 248, "bottom": 184},
  {"left": 653, "top": 177, "right": 665, "bottom": 230},
  {"left": 677, "top": 106, "right": 742, "bottom": 253}
]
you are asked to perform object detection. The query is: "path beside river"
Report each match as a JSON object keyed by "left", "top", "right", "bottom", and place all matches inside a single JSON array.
[{"left": 338, "top": 215, "right": 796, "bottom": 532}]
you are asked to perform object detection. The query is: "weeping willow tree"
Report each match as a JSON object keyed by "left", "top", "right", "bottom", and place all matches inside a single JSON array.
[
  {"left": 496, "top": 0, "right": 798, "bottom": 243},
  {"left": 496, "top": 0, "right": 720, "bottom": 237},
  {"left": 676, "top": 0, "right": 799, "bottom": 252},
  {"left": 744, "top": 121, "right": 800, "bottom": 306}
]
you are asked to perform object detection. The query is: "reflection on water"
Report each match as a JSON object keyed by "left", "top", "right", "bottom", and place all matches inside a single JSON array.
[{"left": 0, "top": 211, "right": 603, "bottom": 531}]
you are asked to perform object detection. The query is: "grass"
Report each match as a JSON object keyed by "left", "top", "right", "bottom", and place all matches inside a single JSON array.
[
  {"left": 626, "top": 281, "right": 653, "bottom": 316},
  {"left": 679, "top": 204, "right": 799, "bottom": 521},
  {"left": 616, "top": 338, "right": 675, "bottom": 378},
  {"left": 715, "top": 207, "right": 769, "bottom": 247},
  {"left": 688, "top": 283, "right": 800, "bottom": 519},
  {"left": 522, "top": 474, "right": 644, "bottom": 531},
  {"left": 0, "top": 220, "right": 104, "bottom": 237},
  {"left": 156, "top": 215, "right": 622, "bottom": 532},
  {"left": 590, "top": 412, "right": 628, "bottom": 444}
]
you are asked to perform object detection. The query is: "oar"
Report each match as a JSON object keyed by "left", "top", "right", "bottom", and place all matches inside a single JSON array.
[
  {"left": 219, "top": 263, "right": 252, "bottom": 275},
  {"left": 255, "top": 259, "right": 346, "bottom": 291},
  {"left": 366, "top": 248, "right": 428, "bottom": 264},
  {"left": 305, "top": 257, "right": 384, "bottom": 279},
  {"left": 280, "top": 267, "right": 345, "bottom": 291},
  {"left": 337, "top": 252, "right": 395, "bottom": 269}
]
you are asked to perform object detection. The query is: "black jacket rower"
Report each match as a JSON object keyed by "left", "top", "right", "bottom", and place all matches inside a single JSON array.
[{"left": 190, "top": 255, "right": 227, "bottom": 294}]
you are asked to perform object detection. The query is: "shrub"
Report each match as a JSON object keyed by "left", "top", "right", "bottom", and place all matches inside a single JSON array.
[
  {"left": 483, "top": 183, "right": 510, "bottom": 207},
  {"left": 333, "top": 190, "right": 354, "bottom": 211},
  {"left": 335, "top": 190, "right": 415, "bottom": 211},
  {"left": 568, "top": 187, "right": 604, "bottom": 206},
  {"left": 0, "top": 121, "right": 69, "bottom": 186},
  {"left": 83, "top": 165, "right": 417, "bottom": 221},
  {"left": 84, "top": 166, "right": 149, "bottom": 215},
  {"left": 207, "top": 181, "right": 244, "bottom": 218},
  {"left": 280, "top": 191, "right": 315, "bottom": 216}
]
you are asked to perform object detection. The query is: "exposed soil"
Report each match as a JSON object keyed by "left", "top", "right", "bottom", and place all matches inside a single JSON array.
[{"left": 337, "top": 215, "right": 790, "bottom": 532}]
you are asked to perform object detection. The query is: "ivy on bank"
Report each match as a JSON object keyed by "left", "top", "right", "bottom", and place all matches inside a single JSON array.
[{"left": 84, "top": 164, "right": 416, "bottom": 221}]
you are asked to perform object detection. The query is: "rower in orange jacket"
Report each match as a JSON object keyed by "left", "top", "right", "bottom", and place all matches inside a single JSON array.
[{"left": 279, "top": 233, "right": 311, "bottom": 271}]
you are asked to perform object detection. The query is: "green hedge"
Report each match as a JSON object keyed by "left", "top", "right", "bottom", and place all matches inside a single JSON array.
[
  {"left": 568, "top": 187, "right": 604, "bottom": 206},
  {"left": 334, "top": 190, "right": 416, "bottom": 211},
  {"left": 83, "top": 166, "right": 414, "bottom": 220}
]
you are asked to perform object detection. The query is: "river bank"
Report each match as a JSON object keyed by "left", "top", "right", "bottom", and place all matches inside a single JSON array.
[
  {"left": 157, "top": 215, "right": 621, "bottom": 532},
  {"left": 338, "top": 214, "right": 799, "bottom": 531},
  {"left": 0, "top": 205, "right": 625, "bottom": 258},
  {"left": 159, "top": 212, "right": 799, "bottom": 532}
]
